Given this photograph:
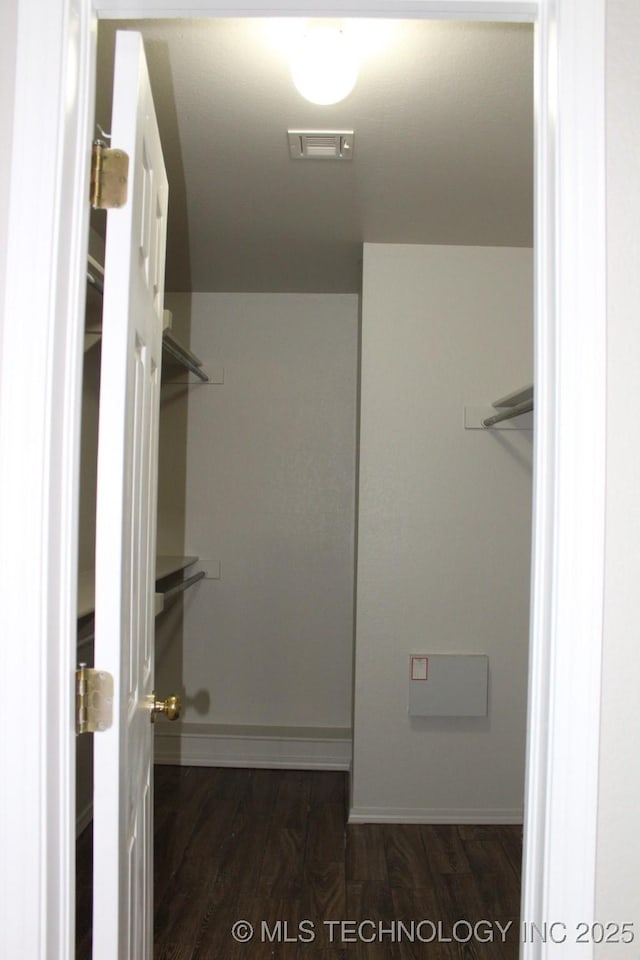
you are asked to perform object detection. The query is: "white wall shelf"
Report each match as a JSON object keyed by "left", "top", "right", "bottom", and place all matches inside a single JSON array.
[
  {"left": 78, "top": 554, "right": 201, "bottom": 624},
  {"left": 161, "top": 312, "right": 210, "bottom": 383},
  {"left": 491, "top": 384, "right": 533, "bottom": 408},
  {"left": 464, "top": 384, "right": 534, "bottom": 429},
  {"left": 85, "top": 261, "right": 212, "bottom": 381}
]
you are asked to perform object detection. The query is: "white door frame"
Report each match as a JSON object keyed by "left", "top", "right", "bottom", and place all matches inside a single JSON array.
[{"left": 0, "top": 1, "right": 606, "bottom": 959}]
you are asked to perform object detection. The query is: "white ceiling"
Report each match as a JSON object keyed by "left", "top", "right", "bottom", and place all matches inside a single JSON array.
[{"left": 95, "top": 18, "right": 533, "bottom": 294}]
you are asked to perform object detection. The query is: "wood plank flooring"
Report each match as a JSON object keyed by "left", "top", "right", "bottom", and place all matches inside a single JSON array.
[{"left": 76, "top": 767, "right": 522, "bottom": 959}]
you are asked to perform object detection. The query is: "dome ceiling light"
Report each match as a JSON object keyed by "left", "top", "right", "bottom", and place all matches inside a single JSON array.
[{"left": 290, "top": 24, "right": 359, "bottom": 106}]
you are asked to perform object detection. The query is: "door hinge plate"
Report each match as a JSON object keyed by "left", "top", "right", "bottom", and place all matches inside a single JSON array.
[
  {"left": 90, "top": 140, "right": 129, "bottom": 210},
  {"left": 76, "top": 665, "right": 114, "bottom": 735}
]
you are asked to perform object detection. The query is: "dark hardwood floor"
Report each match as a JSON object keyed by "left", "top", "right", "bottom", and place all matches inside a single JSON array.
[{"left": 77, "top": 767, "right": 522, "bottom": 959}]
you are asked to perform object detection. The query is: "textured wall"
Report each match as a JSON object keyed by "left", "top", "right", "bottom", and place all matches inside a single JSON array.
[
  {"left": 352, "top": 243, "right": 533, "bottom": 820},
  {"left": 156, "top": 292, "right": 358, "bottom": 730}
]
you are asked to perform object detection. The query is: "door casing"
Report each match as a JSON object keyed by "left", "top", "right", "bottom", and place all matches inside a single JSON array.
[{"left": 0, "top": 1, "right": 606, "bottom": 959}]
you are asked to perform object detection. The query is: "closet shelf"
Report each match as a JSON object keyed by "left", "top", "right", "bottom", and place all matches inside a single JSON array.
[
  {"left": 464, "top": 384, "right": 534, "bottom": 431},
  {"left": 483, "top": 384, "right": 533, "bottom": 428},
  {"left": 155, "top": 555, "right": 200, "bottom": 581},
  {"left": 154, "top": 569, "right": 206, "bottom": 616},
  {"left": 78, "top": 555, "right": 202, "bottom": 623},
  {"left": 162, "top": 325, "right": 209, "bottom": 383},
  {"left": 85, "top": 259, "right": 210, "bottom": 381},
  {"left": 86, "top": 254, "right": 104, "bottom": 296},
  {"left": 490, "top": 384, "right": 533, "bottom": 409},
  {"left": 154, "top": 555, "right": 205, "bottom": 616},
  {"left": 85, "top": 255, "right": 104, "bottom": 352}
]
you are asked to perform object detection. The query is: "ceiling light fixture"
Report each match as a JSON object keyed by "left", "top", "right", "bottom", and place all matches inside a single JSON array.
[{"left": 291, "top": 25, "right": 358, "bottom": 106}]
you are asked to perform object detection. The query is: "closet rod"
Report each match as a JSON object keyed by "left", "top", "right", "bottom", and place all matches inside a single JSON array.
[
  {"left": 483, "top": 397, "right": 533, "bottom": 428},
  {"left": 77, "top": 631, "right": 94, "bottom": 652},
  {"left": 87, "top": 254, "right": 105, "bottom": 295},
  {"left": 160, "top": 570, "right": 206, "bottom": 603},
  {"left": 86, "top": 257, "right": 210, "bottom": 383},
  {"left": 162, "top": 332, "right": 209, "bottom": 383},
  {"left": 86, "top": 269, "right": 104, "bottom": 295}
]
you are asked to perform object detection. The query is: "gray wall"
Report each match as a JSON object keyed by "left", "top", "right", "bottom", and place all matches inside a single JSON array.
[
  {"left": 156, "top": 292, "right": 359, "bottom": 732},
  {"left": 352, "top": 243, "right": 533, "bottom": 820}
]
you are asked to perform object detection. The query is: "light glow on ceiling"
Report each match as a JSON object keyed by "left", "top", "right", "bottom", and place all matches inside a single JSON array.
[
  {"left": 291, "top": 25, "right": 358, "bottom": 105},
  {"left": 262, "top": 18, "right": 396, "bottom": 106}
]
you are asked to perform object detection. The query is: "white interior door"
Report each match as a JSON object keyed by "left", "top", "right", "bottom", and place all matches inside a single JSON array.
[{"left": 92, "top": 30, "right": 168, "bottom": 960}]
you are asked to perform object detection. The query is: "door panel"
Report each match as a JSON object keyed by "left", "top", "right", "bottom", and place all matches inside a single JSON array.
[{"left": 92, "top": 31, "right": 167, "bottom": 960}]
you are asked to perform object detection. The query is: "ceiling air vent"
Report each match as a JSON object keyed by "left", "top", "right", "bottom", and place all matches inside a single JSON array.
[{"left": 288, "top": 130, "right": 354, "bottom": 161}]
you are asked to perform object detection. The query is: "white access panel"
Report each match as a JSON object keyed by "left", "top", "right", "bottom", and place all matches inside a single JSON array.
[{"left": 408, "top": 654, "right": 488, "bottom": 717}]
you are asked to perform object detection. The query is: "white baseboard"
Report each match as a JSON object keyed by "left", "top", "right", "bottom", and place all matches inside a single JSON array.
[
  {"left": 348, "top": 806, "right": 524, "bottom": 824},
  {"left": 154, "top": 722, "right": 352, "bottom": 770}
]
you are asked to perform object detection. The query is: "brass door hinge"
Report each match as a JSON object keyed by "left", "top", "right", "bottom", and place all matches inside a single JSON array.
[
  {"left": 76, "top": 664, "right": 114, "bottom": 735},
  {"left": 90, "top": 140, "right": 129, "bottom": 209}
]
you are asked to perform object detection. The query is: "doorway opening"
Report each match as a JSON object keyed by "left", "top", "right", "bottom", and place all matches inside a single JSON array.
[{"left": 77, "top": 11, "right": 532, "bottom": 956}]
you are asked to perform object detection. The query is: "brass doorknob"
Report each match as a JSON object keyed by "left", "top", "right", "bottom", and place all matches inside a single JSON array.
[{"left": 150, "top": 692, "right": 181, "bottom": 722}]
